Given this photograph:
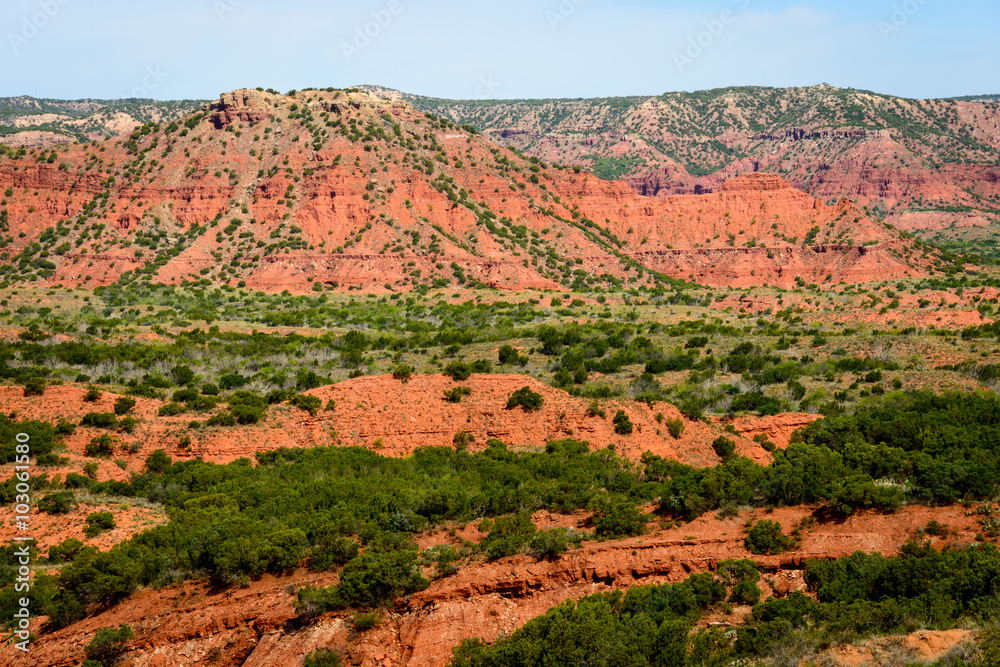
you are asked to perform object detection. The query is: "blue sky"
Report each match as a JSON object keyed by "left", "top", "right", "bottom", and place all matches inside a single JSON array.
[{"left": 3, "top": 0, "right": 998, "bottom": 101}]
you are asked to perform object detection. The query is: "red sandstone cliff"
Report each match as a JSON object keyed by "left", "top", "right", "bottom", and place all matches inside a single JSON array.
[{"left": 0, "top": 89, "right": 938, "bottom": 292}]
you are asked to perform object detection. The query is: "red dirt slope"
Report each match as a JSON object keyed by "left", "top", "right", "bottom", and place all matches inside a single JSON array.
[
  {"left": 0, "top": 90, "right": 936, "bottom": 293},
  {"left": 1, "top": 504, "right": 983, "bottom": 667},
  {"left": 0, "top": 376, "right": 767, "bottom": 482}
]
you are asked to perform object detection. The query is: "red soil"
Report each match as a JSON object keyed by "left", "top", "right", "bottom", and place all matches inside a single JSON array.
[
  {"left": 0, "top": 376, "right": 766, "bottom": 482},
  {"left": 717, "top": 413, "right": 823, "bottom": 449},
  {"left": 0, "top": 91, "right": 936, "bottom": 294},
  {"left": 0, "top": 501, "right": 165, "bottom": 553},
  {"left": 2, "top": 504, "right": 985, "bottom": 667}
]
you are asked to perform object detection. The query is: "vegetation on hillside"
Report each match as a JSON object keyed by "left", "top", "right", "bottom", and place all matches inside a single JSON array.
[
  {"left": 450, "top": 543, "right": 1000, "bottom": 666},
  {"left": 3, "top": 388, "right": 1000, "bottom": 635}
]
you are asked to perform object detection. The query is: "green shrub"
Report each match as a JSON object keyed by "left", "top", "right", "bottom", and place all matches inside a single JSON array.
[
  {"left": 228, "top": 391, "right": 268, "bottom": 424},
  {"left": 126, "top": 383, "right": 164, "bottom": 399},
  {"left": 745, "top": 520, "right": 790, "bottom": 555},
  {"left": 718, "top": 559, "right": 761, "bottom": 605},
  {"left": 219, "top": 373, "right": 248, "bottom": 390},
  {"left": 924, "top": 520, "right": 949, "bottom": 537},
  {"left": 303, "top": 649, "right": 342, "bottom": 667},
  {"left": 48, "top": 537, "right": 89, "bottom": 562},
  {"left": 296, "top": 369, "right": 327, "bottom": 392},
  {"left": 453, "top": 431, "right": 475, "bottom": 451},
  {"left": 976, "top": 624, "right": 1000, "bottom": 666},
  {"left": 84, "top": 625, "right": 133, "bottom": 664},
  {"left": 81, "top": 412, "right": 117, "bottom": 429},
  {"left": 171, "top": 364, "right": 196, "bottom": 386},
  {"left": 297, "top": 535, "right": 428, "bottom": 610},
  {"left": 730, "top": 392, "right": 782, "bottom": 416},
  {"left": 23, "top": 377, "right": 46, "bottom": 397},
  {"left": 156, "top": 403, "right": 187, "bottom": 417},
  {"left": 310, "top": 535, "right": 360, "bottom": 570},
  {"left": 612, "top": 410, "right": 633, "bottom": 435},
  {"left": 392, "top": 364, "right": 415, "bottom": 383},
  {"left": 449, "top": 542, "right": 1000, "bottom": 665},
  {"left": 530, "top": 528, "right": 571, "bottom": 559},
  {"left": 266, "top": 389, "right": 292, "bottom": 404},
  {"left": 426, "top": 545, "right": 461, "bottom": 578},
  {"left": 592, "top": 500, "right": 646, "bottom": 538},
  {"left": 479, "top": 513, "right": 537, "bottom": 560},
  {"left": 665, "top": 417, "right": 685, "bottom": 439},
  {"left": 753, "top": 433, "right": 776, "bottom": 452},
  {"left": 172, "top": 388, "right": 200, "bottom": 404},
  {"left": 444, "top": 362, "right": 472, "bottom": 381},
  {"left": 351, "top": 610, "right": 381, "bottom": 631},
  {"left": 145, "top": 449, "right": 172, "bottom": 474},
  {"left": 63, "top": 473, "right": 91, "bottom": 489},
  {"left": 83, "top": 387, "right": 102, "bottom": 402},
  {"left": 38, "top": 491, "right": 77, "bottom": 515},
  {"left": 507, "top": 387, "right": 544, "bottom": 411},
  {"left": 290, "top": 393, "right": 323, "bottom": 416},
  {"left": 116, "top": 416, "right": 138, "bottom": 434},
  {"left": 206, "top": 411, "right": 237, "bottom": 427},
  {"left": 443, "top": 386, "right": 472, "bottom": 403},
  {"left": 449, "top": 574, "right": 722, "bottom": 666},
  {"left": 113, "top": 397, "right": 136, "bottom": 415},
  {"left": 498, "top": 345, "right": 527, "bottom": 366},
  {"left": 84, "top": 511, "right": 116, "bottom": 538},
  {"left": 712, "top": 436, "right": 737, "bottom": 461},
  {"left": 470, "top": 359, "right": 493, "bottom": 374},
  {"left": 85, "top": 434, "right": 115, "bottom": 458},
  {"left": 498, "top": 344, "right": 517, "bottom": 364}
]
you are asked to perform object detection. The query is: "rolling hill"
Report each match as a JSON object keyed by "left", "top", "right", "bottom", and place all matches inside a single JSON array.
[
  {"left": 364, "top": 84, "right": 1000, "bottom": 237},
  {"left": 0, "top": 88, "right": 941, "bottom": 293},
  {"left": 0, "top": 95, "right": 205, "bottom": 147}
]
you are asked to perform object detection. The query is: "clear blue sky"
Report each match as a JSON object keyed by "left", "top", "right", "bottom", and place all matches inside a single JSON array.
[{"left": 3, "top": 0, "right": 998, "bottom": 101}]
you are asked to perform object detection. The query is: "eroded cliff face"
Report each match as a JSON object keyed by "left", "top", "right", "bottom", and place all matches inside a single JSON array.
[
  {"left": 392, "top": 85, "right": 1000, "bottom": 226},
  {"left": 2, "top": 505, "right": 983, "bottom": 667},
  {"left": 0, "top": 90, "right": 936, "bottom": 293}
]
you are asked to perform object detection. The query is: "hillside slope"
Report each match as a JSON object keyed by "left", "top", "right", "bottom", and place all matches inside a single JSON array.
[
  {"left": 1, "top": 504, "right": 982, "bottom": 667},
  {"left": 0, "top": 89, "right": 939, "bottom": 291},
  {"left": 369, "top": 85, "right": 1000, "bottom": 232},
  {"left": 0, "top": 96, "right": 206, "bottom": 147}
]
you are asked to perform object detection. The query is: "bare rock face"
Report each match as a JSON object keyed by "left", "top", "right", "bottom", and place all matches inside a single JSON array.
[
  {"left": 719, "top": 172, "right": 787, "bottom": 193},
  {"left": 210, "top": 88, "right": 275, "bottom": 127},
  {"left": 394, "top": 85, "right": 1000, "bottom": 223},
  {"left": 0, "top": 130, "right": 74, "bottom": 148},
  {"left": 717, "top": 412, "right": 823, "bottom": 449},
  {"left": 0, "top": 89, "right": 941, "bottom": 293}
]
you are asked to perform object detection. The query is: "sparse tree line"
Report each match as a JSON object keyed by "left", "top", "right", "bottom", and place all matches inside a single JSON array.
[
  {"left": 1, "top": 389, "right": 999, "bottom": 644},
  {"left": 450, "top": 541, "right": 1000, "bottom": 666}
]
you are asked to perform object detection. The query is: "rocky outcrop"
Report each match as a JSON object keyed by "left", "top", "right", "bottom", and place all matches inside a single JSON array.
[
  {"left": 0, "top": 130, "right": 74, "bottom": 148},
  {"left": 754, "top": 127, "right": 891, "bottom": 142},
  {"left": 1, "top": 504, "right": 983, "bottom": 667},
  {"left": 717, "top": 413, "right": 823, "bottom": 448},
  {"left": 390, "top": 85, "right": 1000, "bottom": 221},
  {"left": 209, "top": 89, "right": 275, "bottom": 127},
  {"left": 0, "top": 90, "right": 938, "bottom": 293}
]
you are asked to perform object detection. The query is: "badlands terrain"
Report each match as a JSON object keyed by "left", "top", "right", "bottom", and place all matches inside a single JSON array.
[{"left": 0, "top": 87, "right": 999, "bottom": 666}]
